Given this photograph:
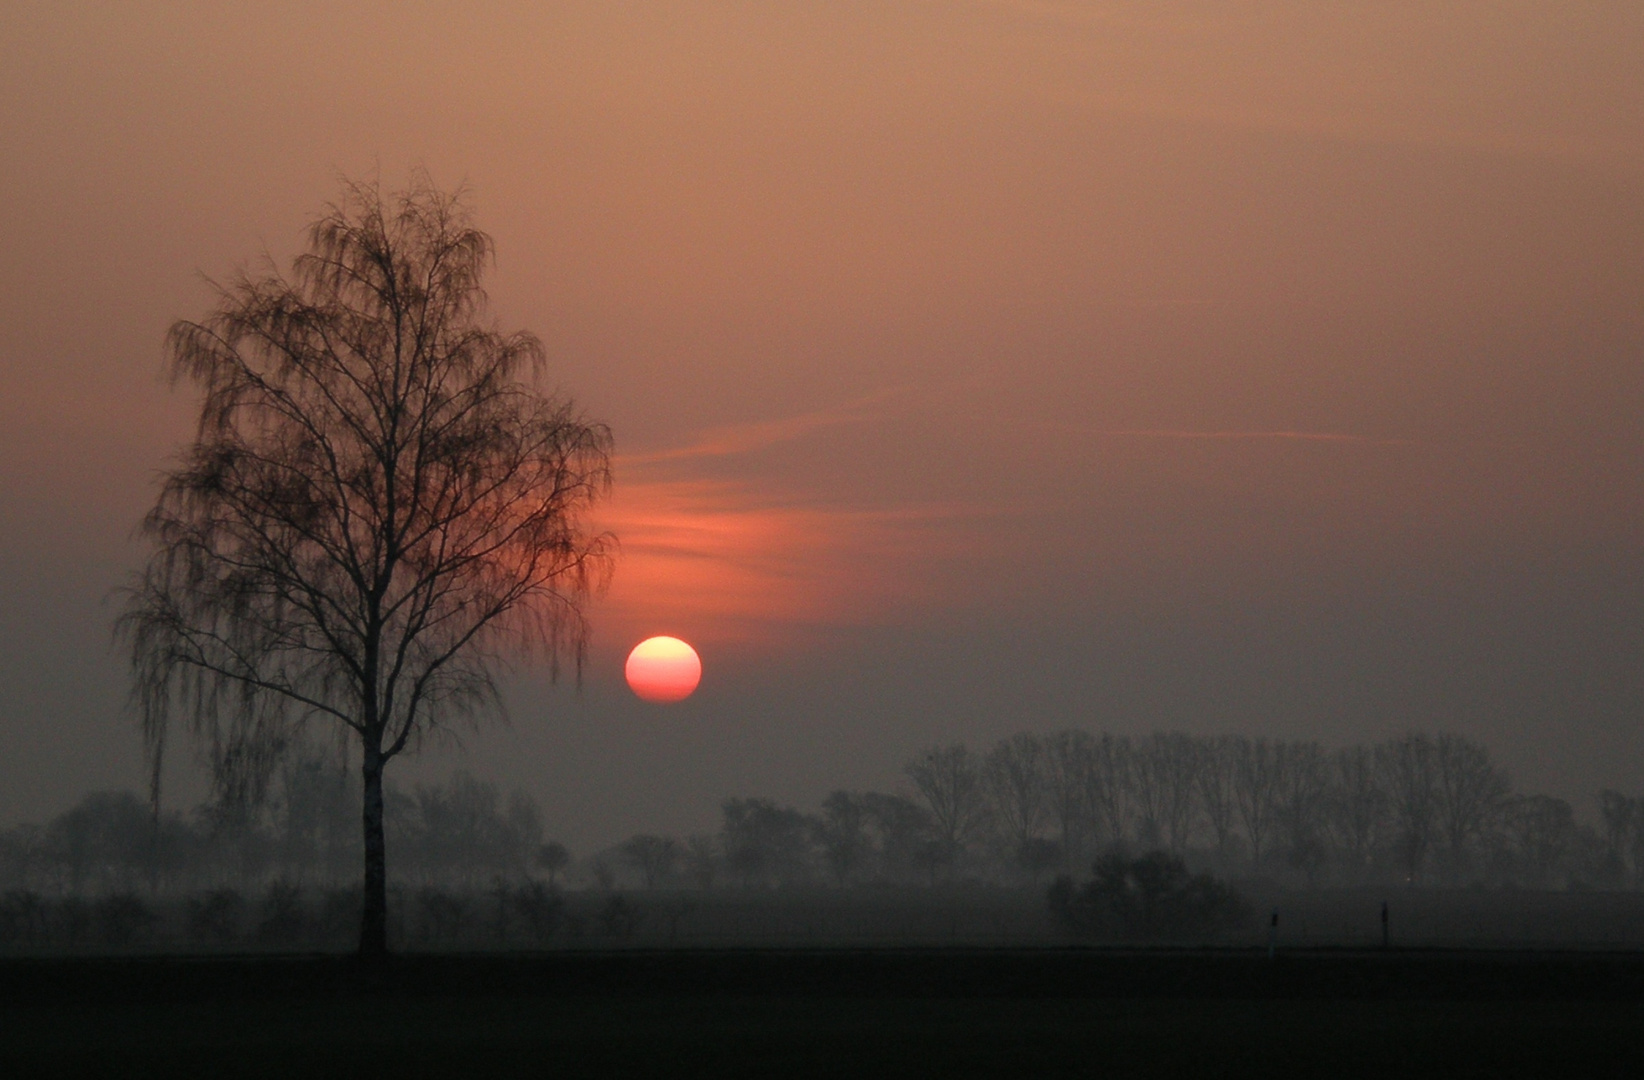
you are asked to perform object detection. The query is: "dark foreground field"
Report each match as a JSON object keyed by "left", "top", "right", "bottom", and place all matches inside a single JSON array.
[{"left": 3, "top": 949, "right": 1642, "bottom": 1079}]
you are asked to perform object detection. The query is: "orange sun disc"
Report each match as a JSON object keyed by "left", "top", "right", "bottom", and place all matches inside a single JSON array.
[{"left": 624, "top": 636, "right": 702, "bottom": 703}]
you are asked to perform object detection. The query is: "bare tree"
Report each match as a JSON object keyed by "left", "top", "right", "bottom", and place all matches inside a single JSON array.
[
  {"left": 1502, "top": 795, "right": 1575, "bottom": 887},
  {"left": 1273, "top": 741, "right": 1329, "bottom": 883},
  {"left": 1327, "top": 745, "right": 1386, "bottom": 878},
  {"left": 860, "top": 792, "right": 937, "bottom": 883},
  {"left": 1082, "top": 734, "right": 1134, "bottom": 849},
  {"left": 535, "top": 841, "right": 571, "bottom": 886},
  {"left": 394, "top": 772, "right": 542, "bottom": 887},
  {"left": 719, "top": 798, "right": 813, "bottom": 887},
  {"left": 1377, "top": 734, "right": 1438, "bottom": 882},
  {"left": 1626, "top": 801, "right": 1644, "bottom": 887},
  {"left": 1194, "top": 736, "right": 1240, "bottom": 862},
  {"left": 1232, "top": 737, "right": 1281, "bottom": 869},
  {"left": 983, "top": 734, "right": 1049, "bottom": 869},
  {"left": 1129, "top": 737, "right": 1168, "bottom": 850},
  {"left": 1598, "top": 791, "right": 1640, "bottom": 886},
  {"left": 119, "top": 177, "right": 614, "bottom": 956},
  {"left": 618, "top": 834, "right": 681, "bottom": 890},
  {"left": 905, "top": 744, "right": 991, "bottom": 869},
  {"left": 272, "top": 744, "right": 358, "bottom": 886},
  {"left": 1433, "top": 733, "right": 1510, "bottom": 881},
  {"left": 815, "top": 791, "right": 872, "bottom": 886},
  {"left": 1154, "top": 733, "right": 1201, "bottom": 854},
  {"left": 44, "top": 792, "right": 158, "bottom": 895},
  {"left": 683, "top": 835, "right": 719, "bottom": 890},
  {"left": 1042, "top": 730, "right": 1094, "bottom": 870}
]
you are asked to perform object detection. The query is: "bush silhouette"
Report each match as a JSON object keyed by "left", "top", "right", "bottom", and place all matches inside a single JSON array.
[
  {"left": 512, "top": 881, "right": 564, "bottom": 945},
  {"left": 599, "top": 895, "right": 642, "bottom": 941},
  {"left": 56, "top": 897, "right": 92, "bottom": 945},
  {"left": 94, "top": 892, "right": 157, "bottom": 946},
  {"left": 1049, "top": 850, "right": 1251, "bottom": 941},
  {"left": 187, "top": 888, "right": 244, "bottom": 944},
  {"left": 256, "top": 882, "right": 307, "bottom": 945},
  {"left": 0, "top": 891, "right": 47, "bottom": 945},
  {"left": 416, "top": 887, "right": 471, "bottom": 944}
]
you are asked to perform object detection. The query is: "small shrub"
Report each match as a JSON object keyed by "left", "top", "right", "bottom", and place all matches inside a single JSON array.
[
  {"left": 598, "top": 895, "right": 641, "bottom": 941},
  {"left": 187, "top": 888, "right": 245, "bottom": 945},
  {"left": 317, "top": 887, "right": 362, "bottom": 945},
  {"left": 0, "top": 890, "right": 46, "bottom": 945},
  {"left": 256, "top": 882, "right": 307, "bottom": 946},
  {"left": 488, "top": 878, "right": 513, "bottom": 944},
  {"left": 512, "top": 881, "right": 563, "bottom": 945},
  {"left": 658, "top": 897, "right": 694, "bottom": 945},
  {"left": 416, "top": 887, "right": 470, "bottom": 944},
  {"left": 55, "top": 897, "right": 92, "bottom": 945},
  {"left": 1049, "top": 850, "right": 1252, "bottom": 942},
  {"left": 536, "top": 842, "right": 571, "bottom": 886},
  {"left": 1016, "top": 838, "right": 1064, "bottom": 881},
  {"left": 94, "top": 892, "right": 157, "bottom": 946}
]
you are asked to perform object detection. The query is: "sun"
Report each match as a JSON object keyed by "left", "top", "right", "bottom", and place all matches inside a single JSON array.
[{"left": 624, "top": 636, "right": 702, "bottom": 703}]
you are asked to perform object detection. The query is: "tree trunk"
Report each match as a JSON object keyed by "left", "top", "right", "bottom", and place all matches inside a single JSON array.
[{"left": 359, "top": 745, "right": 388, "bottom": 958}]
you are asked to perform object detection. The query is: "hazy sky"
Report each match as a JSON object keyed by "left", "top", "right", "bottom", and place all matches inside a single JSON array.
[{"left": 2, "top": 2, "right": 1641, "bottom": 849}]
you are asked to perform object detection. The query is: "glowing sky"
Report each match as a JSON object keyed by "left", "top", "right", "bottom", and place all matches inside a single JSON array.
[{"left": 1, "top": 2, "right": 1641, "bottom": 846}]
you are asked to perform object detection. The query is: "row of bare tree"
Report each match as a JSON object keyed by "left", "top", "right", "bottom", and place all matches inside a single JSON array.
[
  {"left": 627, "top": 731, "right": 1640, "bottom": 890},
  {"left": 898, "top": 732, "right": 1571, "bottom": 885}
]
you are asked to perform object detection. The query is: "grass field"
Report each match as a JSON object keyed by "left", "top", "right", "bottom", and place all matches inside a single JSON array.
[{"left": 3, "top": 950, "right": 1642, "bottom": 1078}]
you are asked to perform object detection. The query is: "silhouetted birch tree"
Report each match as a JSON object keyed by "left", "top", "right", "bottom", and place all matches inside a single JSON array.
[{"left": 119, "top": 176, "right": 613, "bottom": 957}]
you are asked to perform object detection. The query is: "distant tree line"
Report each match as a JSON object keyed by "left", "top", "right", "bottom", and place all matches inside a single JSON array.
[
  {"left": 6, "top": 731, "right": 1644, "bottom": 912},
  {"left": 596, "top": 732, "right": 1644, "bottom": 893}
]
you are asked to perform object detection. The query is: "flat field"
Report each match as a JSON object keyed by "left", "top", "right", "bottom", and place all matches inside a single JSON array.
[{"left": 2, "top": 950, "right": 1642, "bottom": 1079}]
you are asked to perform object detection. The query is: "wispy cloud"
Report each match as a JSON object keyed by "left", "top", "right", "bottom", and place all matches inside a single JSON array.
[
  {"left": 1101, "top": 428, "right": 1409, "bottom": 445},
  {"left": 592, "top": 477, "right": 979, "bottom": 645},
  {"left": 599, "top": 386, "right": 988, "bottom": 643},
  {"left": 1003, "top": 414, "right": 1410, "bottom": 447},
  {"left": 959, "top": 0, "right": 1211, "bottom": 34},
  {"left": 617, "top": 387, "right": 910, "bottom": 467}
]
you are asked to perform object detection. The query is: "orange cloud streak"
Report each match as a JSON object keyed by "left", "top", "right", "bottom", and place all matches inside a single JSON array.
[
  {"left": 1101, "top": 429, "right": 1409, "bottom": 445},
  {"left": 615, "top": 387, "right": 909, "bottom": 466},
  {"left": 592, "top": 477, "right": 969, "bottom": 648}
]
